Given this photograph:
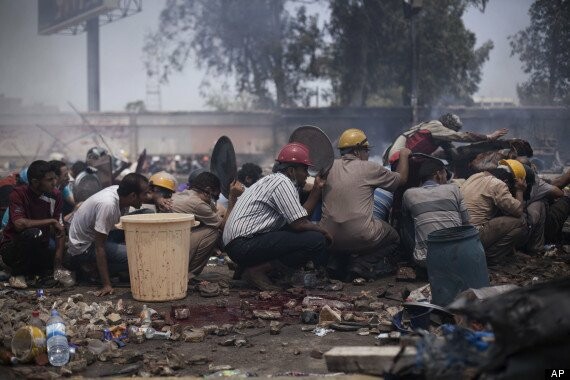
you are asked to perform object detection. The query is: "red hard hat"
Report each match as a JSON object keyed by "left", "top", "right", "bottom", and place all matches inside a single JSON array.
[{"left": 276, "top": 142, "right": 312, "bottom": 166}]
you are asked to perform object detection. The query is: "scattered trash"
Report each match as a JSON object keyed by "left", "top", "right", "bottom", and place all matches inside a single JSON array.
[
  {"left": 405, "top": 284, "right": 432, "bottom": 302},
  {"left": 53, "top": 269, "right": 75, "bottom": 287},
  {"left": 352, "top": 278, "right": 366, "bottom": 286},
  {"left": 171, "top": 305, "right": 190, "bottom": 320},
  {"left": 11, "top": 326, "right": 46, "bottom": 363},
  {"left": 313, "top": 327, "right": 334, "bottom": 337},
  {"left": 302, "top": 296, "right": 352, "bottom": 310}
]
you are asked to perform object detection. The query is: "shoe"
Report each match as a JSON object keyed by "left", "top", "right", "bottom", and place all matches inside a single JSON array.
[
  {"left": 0, "top": 270, "right": 10, "bottom": 281},
  {"left": 9, "top": 275, "right": 27, "bottom": 289},
  {"left": 242, "top": 266, "right": 282, "bottom": 291}
]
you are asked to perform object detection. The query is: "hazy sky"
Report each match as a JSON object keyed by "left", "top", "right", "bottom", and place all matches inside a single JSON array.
[{"left": 0, "top": 0, "right": 533, "bottom": 112}]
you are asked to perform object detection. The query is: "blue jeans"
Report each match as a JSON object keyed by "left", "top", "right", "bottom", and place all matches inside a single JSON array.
[{"left": 71, "top": 236, "right": 128, "bottom": 274}]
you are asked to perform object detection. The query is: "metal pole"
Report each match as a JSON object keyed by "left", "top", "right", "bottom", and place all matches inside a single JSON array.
[
  {"left": 87, "top": 17, "right": 100, "bottom": 112},
  {"left": 410, "top": 16, "right": 418, "bottom": 124}
]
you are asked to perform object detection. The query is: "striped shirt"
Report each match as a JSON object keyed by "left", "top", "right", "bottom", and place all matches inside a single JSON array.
[
  {"left": 402, "top": 181, "right": 470, "bottom": 263},
  {"left": 222, "top": 173, "right": 307, "bottom": 246}
]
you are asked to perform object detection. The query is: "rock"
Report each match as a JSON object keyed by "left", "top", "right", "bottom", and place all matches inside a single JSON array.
[
  {"left": 85, "top": 330, "right": 103, "bottom": 340},
  {"left": 369, "top": 301, "right": 385, "bottom": 310},
  {"left": 301, "top": 326, "right": 315, "bottom": 332},
  {"left": 64, "top": 358, "right": 87, "bottom": 373},
  {"left": 396, "top": 266, "right": 417, "bottom": 282},
  {"left": 310, "top": 349, "right": 324, "bottom": 359},
  {"left": 259, "top": 349, "right": 266, "bottom": 354},
  {"left": 293, "top": 349, "right": 301, "bottom": 355},
  {"left": 199, "top": 282, "right": 221, "bottom": 297},
  {"left": 284, "top": 299, "right": 297, "bottom": 308},
  {"left": 235, "top": 338, "right": 248, "bottom": 347},
  {"left": 107, "top": 313, "right": 122, "bottom": 324},
  {"left": 187, "top": 355, "right": 210, "bottom": 365},
  {"left": 202, "top": 325, "right": 219, "bottom": 335},
  {"left": 69, "top": 294, "right": 84, "bottom": 302},
  {"left": 354, "top": 299, "right": 371, "bottom": 311},
  {"left": 353, "top": 277, "right": 366, "bottom": 286},
  {"left": 385, "top": 306, "right": 401, "bottom": 318},
  {"left": 151, "top": 319, "right": 167, "bottom": 331},
  {"left": 253, "top": 310, "right": 282, "bottom": 320},
  {"left": 215, "top": 299, "right": 229, "bottom": 308},
  {"left": 318, "top": 305, "right": 342, "bottom": 326},
  {"left": 300, "top": 310, "right": 319, "bottom": 324},
  {"left": 269, "top": 321, "right": 284, "bottom": 335},
  {"left": 208, "top": 364, "right": 233, "bottom": 372},
  {"left": 357, "top": 328, "right": 370, "bottom": 336},
  {"left": 219, "top": 337, "right": 236, "bottom": 346},
  {"left": 170, "top": 324, "right": 183, "bottom": 335},
  {"left": 183, "top": 329, "right": 205, "bottom": 343},
  {"left": 324, "top": 280, "right": 344, "bottom": 291},
  {"left": 258, "top": 291, "right": 276, "bottom": 300},
  {"left": 302, "top": 296, "right": 351, "bottom": 310}
]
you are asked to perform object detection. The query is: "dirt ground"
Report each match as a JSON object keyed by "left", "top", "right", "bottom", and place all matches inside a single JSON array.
[{"left": 1, "top": 243, "right": 570, "bottom": 378}]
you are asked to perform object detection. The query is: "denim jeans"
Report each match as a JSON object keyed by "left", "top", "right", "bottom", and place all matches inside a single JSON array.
[
  {"left": 226, "top": 229, "right": 326, "bottom": 269},
  {"left": 71, "top": 236, "right": 128, "bottom": 274}
]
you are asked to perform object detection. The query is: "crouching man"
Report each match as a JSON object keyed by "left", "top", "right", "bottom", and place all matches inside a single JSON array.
[
  {"left": 171, "top": 171, "right": 239, "bottom": 278},
  {"left": 461, "top": 163, "right": 527, "bottom": 265},
  {"left": 68, "top": 173, "right": 150, "bottom": 296},
  {"left": 0, "top": 160, "right": 66, "bottom": 288},
  {"left": 222, "top": 143, "right": 332, "bottom": 290}
]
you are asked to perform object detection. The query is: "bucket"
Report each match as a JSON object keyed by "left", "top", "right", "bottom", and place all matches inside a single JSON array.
[
  {"left": 427, "top": 225, "right": 489, "bottom": 306},
  {"left": 11, "top": 326, "right": 46, "bottom": 363},
  {"left": 121, "top": 213, "right": 195, "bottom": 302}
]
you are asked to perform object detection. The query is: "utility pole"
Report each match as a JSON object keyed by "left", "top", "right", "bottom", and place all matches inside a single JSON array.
[
  {"left": 403, "top": 0, "right": 422, "bottom": 124},
  {"left": 86, "top": 17, "right": 100, "bottom": 112}
]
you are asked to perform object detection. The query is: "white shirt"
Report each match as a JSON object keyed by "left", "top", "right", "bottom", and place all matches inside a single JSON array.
[{"left": 68, "top": 186, "right": 125, "bottom": 256}]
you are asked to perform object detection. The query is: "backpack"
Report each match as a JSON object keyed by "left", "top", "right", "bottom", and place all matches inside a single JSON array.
[{"left": 405, "top": 129, "right": 438, "bottom": 155}]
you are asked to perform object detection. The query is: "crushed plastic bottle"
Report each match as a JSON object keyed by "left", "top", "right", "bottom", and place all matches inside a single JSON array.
[{"left": 139, "top": 305, "right": 151, "bottom": 326}]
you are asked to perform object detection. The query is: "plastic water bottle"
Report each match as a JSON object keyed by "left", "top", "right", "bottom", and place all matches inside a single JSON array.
[{"left": 46, "top": 309, "right": 69, "bottom": 366}]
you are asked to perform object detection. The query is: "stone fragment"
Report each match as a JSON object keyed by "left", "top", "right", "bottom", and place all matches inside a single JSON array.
[
  {"left": 187, "top": 355, "right": 210, "bottom": 365},
  {"left": 353, "top": 277, "right": 366, "bottom": 286},
  {"left": 107, "top": 313, "right": 122, "bottom": 324},
  {"left": 65, "top": 358, "right": 87, "bottom": 373},
  {"left": 183, "top": 329, "right": 205, "bottom": 343},
  {"left": 318, "top": 305, "right": 342, "bottom": 326},
  {"left": 253, "top": 310, "right": 282, "bottom": 320},
  {"left": 396, "top": 266, "right": 417, "bottom": 282},
  {"left": 269, "top": 321, "right": 283, "bottom": 335}
]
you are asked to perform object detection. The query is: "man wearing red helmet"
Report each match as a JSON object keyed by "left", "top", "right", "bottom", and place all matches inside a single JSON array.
[{"left": 222, "top": 142, "right": 332, "bottom": 290}]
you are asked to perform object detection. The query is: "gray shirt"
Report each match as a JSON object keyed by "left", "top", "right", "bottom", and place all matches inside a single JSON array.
[{"left": 402, "top": 181, "right": 470, "bottom": 263}]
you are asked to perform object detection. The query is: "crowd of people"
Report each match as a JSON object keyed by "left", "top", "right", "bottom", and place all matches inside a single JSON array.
[{"left": 1, "top": 113, "right": 569, "bottom": 295}]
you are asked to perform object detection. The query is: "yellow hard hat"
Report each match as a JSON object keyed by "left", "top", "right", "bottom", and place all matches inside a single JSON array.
[
  {"left": 149, "top": 171, "right": 177, "bottom": 192},
  {"left": 338, "top": 128, "right": 370, "bottom": 149},
  {"left": 498, "top": 159, "right": 526, "bottom": 180}
]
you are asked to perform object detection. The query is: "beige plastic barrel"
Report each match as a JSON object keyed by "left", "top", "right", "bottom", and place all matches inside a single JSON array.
[{"left": 121, "top": 213, "right": 195, "bottom": 302}]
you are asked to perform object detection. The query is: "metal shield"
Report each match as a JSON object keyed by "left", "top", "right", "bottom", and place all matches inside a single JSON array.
[
  {"left": 210, "top": 136, "right": 238, "bottom": 198},
  {"left": 289, "top": 125, "right": 335, "bottom": 176}
]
